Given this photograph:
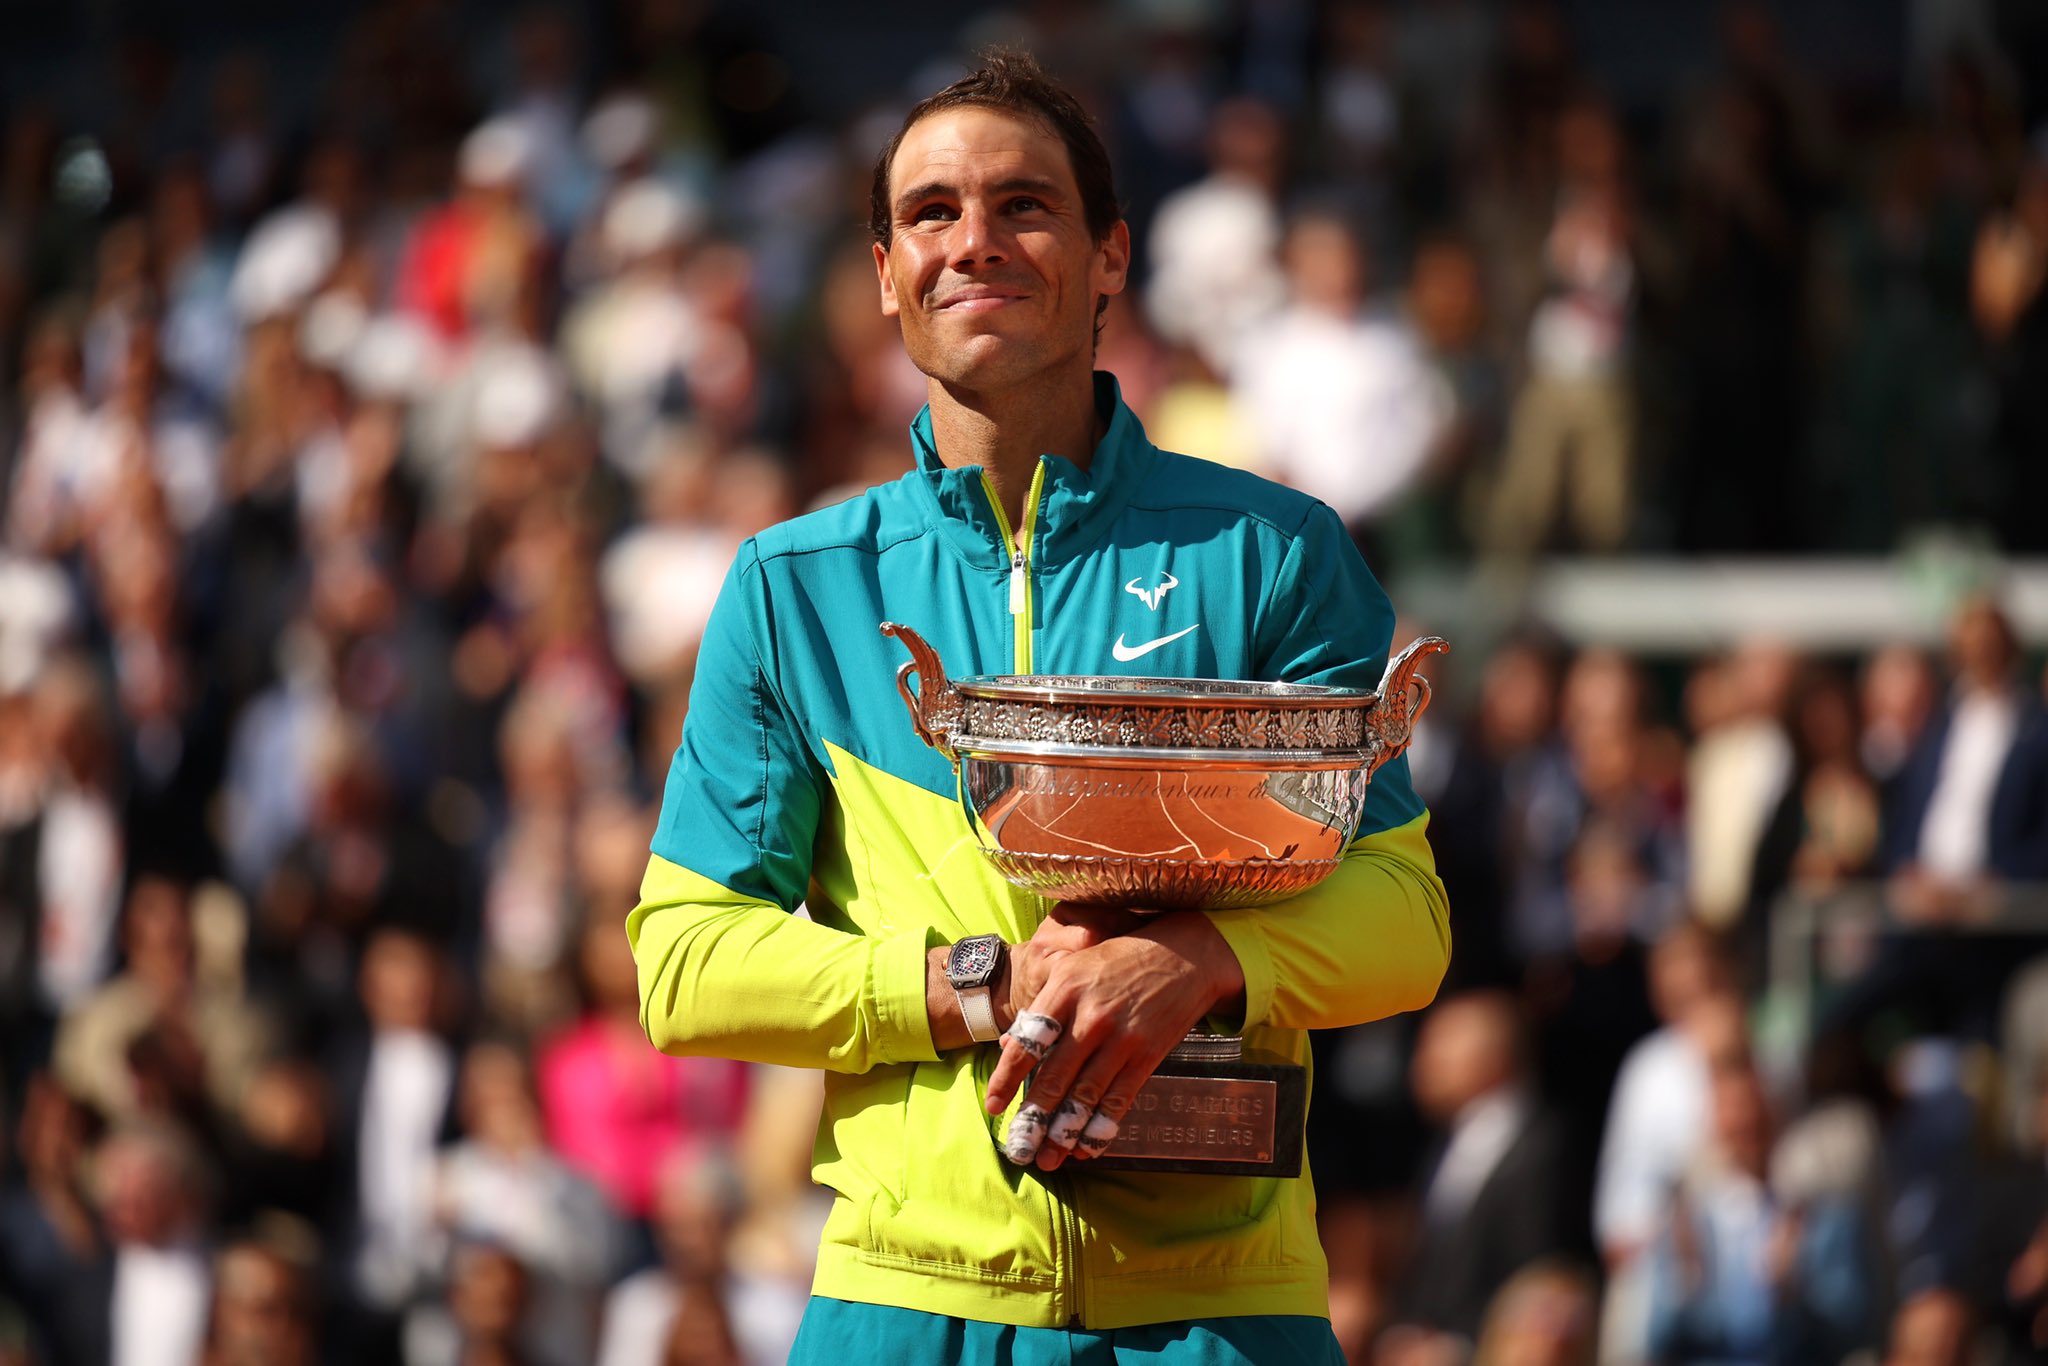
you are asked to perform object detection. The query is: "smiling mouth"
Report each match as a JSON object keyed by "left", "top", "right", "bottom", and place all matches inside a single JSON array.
[{"left": 938, "top": 292, "right": 1027, "bottom": 312}]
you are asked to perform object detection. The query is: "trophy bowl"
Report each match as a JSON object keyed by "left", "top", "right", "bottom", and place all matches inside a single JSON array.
[{"left": 880, "top": 623, "right": 1447, "bottom": 911}]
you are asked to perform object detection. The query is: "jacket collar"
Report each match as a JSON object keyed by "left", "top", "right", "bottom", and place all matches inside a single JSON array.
[{"left": 908, "top": 371, "right": 1157, "bottom": 571}]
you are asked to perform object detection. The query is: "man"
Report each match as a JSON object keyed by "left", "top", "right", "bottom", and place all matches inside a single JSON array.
[
  {"left": 629, "top": 50, "right": 1450, "bottom": 1364},
  {"left": 1381, "top": 991, "right": 1578, "bottom": 1363}
]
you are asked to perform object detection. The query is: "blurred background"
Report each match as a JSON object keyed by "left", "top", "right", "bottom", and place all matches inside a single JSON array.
[{"left": 0, "top": 0, "right": 2045, "bottom": 1363}]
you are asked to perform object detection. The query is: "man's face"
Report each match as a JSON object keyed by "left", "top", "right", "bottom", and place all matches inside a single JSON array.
[{"left": 875, "top": 106, "right": 1128, "bottom": 393}]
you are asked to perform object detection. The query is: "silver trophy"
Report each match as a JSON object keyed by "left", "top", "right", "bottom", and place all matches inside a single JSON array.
[{"left": 882, "top": 622, "right": 1447, "bottom": 1176}]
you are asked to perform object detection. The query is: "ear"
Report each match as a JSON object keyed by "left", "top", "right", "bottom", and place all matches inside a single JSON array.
[
  {"left": 1092, "top": 220, "right": 1131, "bottom": 301},
  {"left": 873, "top": 241, "right": 899, "bottom": 318}
]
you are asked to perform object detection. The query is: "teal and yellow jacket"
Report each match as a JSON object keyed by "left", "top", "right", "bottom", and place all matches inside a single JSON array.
[{"left": 630, "top": 374, "right": 1450, "bottom": 1329}]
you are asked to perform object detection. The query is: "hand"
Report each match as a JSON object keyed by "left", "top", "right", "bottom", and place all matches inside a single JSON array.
[
  {"left": 985, "top": 911, "right": 1244, "bottom": 1173},
  {"left": 1006, "top": 903, "right": 1145, "bottom": 1030}
]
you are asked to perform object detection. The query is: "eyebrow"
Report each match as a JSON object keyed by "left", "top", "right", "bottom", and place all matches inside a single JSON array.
[{"left": 893, "top": 175, "right": 1064, "bottom": 219}]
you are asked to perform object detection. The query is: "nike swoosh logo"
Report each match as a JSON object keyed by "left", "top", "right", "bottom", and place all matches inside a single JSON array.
[{"left": 1111, "top": 625, "right": 1199, "bottom": 661}]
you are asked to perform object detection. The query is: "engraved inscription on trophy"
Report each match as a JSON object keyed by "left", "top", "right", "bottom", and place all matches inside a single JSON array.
[{"left": 1107, "top": 1078, "right": 1279, "bottom": 1164}]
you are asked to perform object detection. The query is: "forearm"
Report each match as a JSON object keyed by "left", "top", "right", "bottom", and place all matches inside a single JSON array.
[
  {"left": 630, "top": 854, "right": 939, "bottom": 1073},
  {"left": 1206, "top": 811, "right": 1449, "bottom": 1032}
]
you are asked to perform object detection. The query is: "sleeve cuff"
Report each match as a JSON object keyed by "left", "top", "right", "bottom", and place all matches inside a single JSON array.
[
  {"left": 1205, "top": 910, "right": 1276, "bottom": 1034},
  {"left": 869, "top": 924, "right": 944, "bottom": 1065}
]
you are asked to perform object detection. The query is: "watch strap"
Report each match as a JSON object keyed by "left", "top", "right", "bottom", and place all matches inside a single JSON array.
[{"left": 956, "top": 983, "right": 1000, "bottom": 1043}]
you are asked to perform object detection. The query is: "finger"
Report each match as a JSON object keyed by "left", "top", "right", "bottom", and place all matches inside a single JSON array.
[
  {"left": 1031, "top": 1044, "right": 1125, "bottom": 1169},
  {"left": 1003, "top": 1102, "right": 1053, "bottom": 1165},
  {"left": 1008, "top": 1011, "right": 1061, "bottom": 1060},
  {"left": 986, "top": 1012, "right": 1063, "bottom": 1115},
  {"left": 1075, "top": 1109, "right": 1122, "bottom": 1158},
  {"left": 1025, "top": 1015, "right": 1138, "bottom": 1173},
  {"left": 1043, "top": 1056, "right": 1146, "bottom": 1169},
  {"left": 1045, "top": 1097, "right": 1090, "bottom": 1152}
]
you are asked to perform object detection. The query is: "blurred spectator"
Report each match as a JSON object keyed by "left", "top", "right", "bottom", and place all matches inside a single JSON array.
[
  {"left": 1481, "top": 97, "right": 1635, "bottom": 557},
  {"left": 422, "top": 1239, "right": 531, "bottom": 1366},
  {"left": 1748, "top": 664, "right": 1885, "bottom": 963},
  {"left": 1400, "top": 233, "right": 1505, "bottom": 567},
  {"left": 1886, "top": 596, "right": 2048, "bottom": 907},
  {"left": 1642, "top": 1045, "right": 1881, "bottom": 1365},
  {"left": 1686, "top": 641, "right": 1797, "bottom": 933},
  {"left": 396, "top": 118, "right": 547, "bottom": 348},
  {"left": 430, "top": 1040, "right": 616, "bottom": 1366},
  {"left": 96, "top": 1121, "right": 217, "bottom": 1366},
  {"left": 1471, "top": 1260, "right": 1598, "bottom": 1366},
  {"left": 1526, "top": 818, "right": 1661, "bottom": 1204},
  {"left": 0, "top": 1075, "right": 109, "bottom": 1364},
  {"left": 538, "top": 917, "right": 749, "bottom": 1227},
  {"left": 596, "top": 1149, "right": 803, "bottom": 1366},
  {"left": 1883, "top": 1287, "right": 1977, "bottom": 1366},
  {"left": 559, "top": 178, "right": 708, "bottom": 480},
  {"left": 1593, "top": 943, "right": 1738, "bottom": 1249},
  {"left": 1971, "top": 132, "right": 2048, "bottom": 554},
  {"left": 1144, "top": 97, "right": 1288, "bottom": 375},
  {"left": 336, "top": 928, "right": 457, "bottom": 1351},
  {"left": 599, "top": 443, "right": 792, "bottom": 691},
  {"left": 1385, "top": 990, "right": 1581, "bottom": 1360},
  {"left": 1, "top": 655, "right": 122, "bottom": 1035},
  {"left": 201, "top": 1238, "right": 315, "bottom": 1366},
  {"left": 1594, "top": 967, "right": 1748, "bottom": 1363},
  {"left": 52, "top": 875, "right": 268, "bottom": 1131},
  {"left": 1862, "top": 644, "right": 1940, "bottom": 794},
  {"left": 1233, "top": 211, "right": 1450, "bottom": 546}
]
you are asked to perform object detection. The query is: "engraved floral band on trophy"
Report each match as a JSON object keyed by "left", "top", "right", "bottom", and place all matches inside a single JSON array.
[{"left": 880, "top": 621, "right": 1449, "bottom": 1177}]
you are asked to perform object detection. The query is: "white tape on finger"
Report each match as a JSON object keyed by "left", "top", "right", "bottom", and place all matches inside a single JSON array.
[
  {"left": 1047, "top": 1098, "right": 1090, "bottom": 1151},
  {"left": 1075, "top": 1111, "right": 1120, "bottom": 1157},
  {"left": 1004, "top": 1103, "right": 1052, "bottom": 1165},
  {"left": 1007, "top": 1012, "right": 1062, "bottom": 1061}
]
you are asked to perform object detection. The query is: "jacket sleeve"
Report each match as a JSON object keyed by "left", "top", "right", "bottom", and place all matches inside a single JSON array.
[
  {"left": 627, "top": 543, "right": 940, "bottom": 1073},
  {"left": 1205, "top": 502, "right": 1451, "bottom": 1031}
]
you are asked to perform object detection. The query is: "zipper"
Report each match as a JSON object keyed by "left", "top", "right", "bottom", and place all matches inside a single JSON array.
[
  {"left": 978, "top": 459, "right": 1048, "bottom": 673},
  {"left": 1054, "top": 1175, "right": 1086, "bottom": 1326}
]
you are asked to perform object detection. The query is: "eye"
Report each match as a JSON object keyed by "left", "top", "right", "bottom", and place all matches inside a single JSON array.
[
  {"left": 1008, "top": 196, "right": 1043, "bottom": 213},
  {"left": 912, "top": 203, "right": 956, "bottom": 223}
]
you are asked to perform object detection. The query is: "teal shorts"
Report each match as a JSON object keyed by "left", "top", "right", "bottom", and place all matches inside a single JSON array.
[{"left": 787, "top": 1297, "right": 1344, "bottom": 1365}]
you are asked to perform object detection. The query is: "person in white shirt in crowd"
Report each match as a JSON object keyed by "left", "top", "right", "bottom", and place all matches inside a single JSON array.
[
  {"left": 559, "top": 177, "right": 710, "bottom": 482},
  {"left": 1144, "top": 97, "right": 1289, "bottom": 376},
  {"left": 1593, "top": 937, "right": 1744, "bottom": 1363},
  {"left": 1642, "top": 1033, "right": 1881, "bottom": 1366},
  {"left": 1887, "top": 596, "right": 2048, "bottom": 914},
  {"left": 597, "top": 1147, "right": 808, "bottom": 1366},
  {"left": 343, "top": 928, "right": 458, "bottom": 1349},
  {"left": 1685, "top": 640, "right": 1798, "bottom": 933},
  {"left": 425, "top": 1040, "right": 617, "bottom": 1366},
  {"left": 13, "top": 655, "right": 123, "bottom": 1017},
  {"left": 1233, "top": 211, "right": 1451, "bottom": 543},
  {"left": 97, "top": 1121, "right": 215, "bottom": 1366}
]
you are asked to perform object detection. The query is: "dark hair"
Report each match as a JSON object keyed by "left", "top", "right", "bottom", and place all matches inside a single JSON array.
[{"left": 868, "top": 48, "right": 1121, "bottom": 249}]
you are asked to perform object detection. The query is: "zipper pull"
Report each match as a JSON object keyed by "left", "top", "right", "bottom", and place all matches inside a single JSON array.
[{"left": 1009, "top": 550, "right": 1026, "bottom": 615}]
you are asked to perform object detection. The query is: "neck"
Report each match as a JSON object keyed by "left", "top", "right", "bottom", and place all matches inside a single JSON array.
[{"left": 927, "top": 365, "right": 1099, "bottom": 528}]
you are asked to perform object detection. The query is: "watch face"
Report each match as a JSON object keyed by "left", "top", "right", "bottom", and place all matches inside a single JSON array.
[{"left": 950, "top": 936, "right": 1000, "bottom": 985}]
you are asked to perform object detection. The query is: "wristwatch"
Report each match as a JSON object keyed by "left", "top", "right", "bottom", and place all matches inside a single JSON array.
[{"left": 945, "top": 935, "right": 1007, "bottom": 1043}]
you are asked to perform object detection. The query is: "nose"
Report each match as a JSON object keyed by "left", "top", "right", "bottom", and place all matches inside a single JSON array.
[{"left": 949, "top": 201, "right": 1008, "bottom": 271}]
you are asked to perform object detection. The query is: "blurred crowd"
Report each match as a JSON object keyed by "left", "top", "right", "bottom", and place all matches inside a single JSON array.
[{"left": 0, "top": 1, "right": 2046, "bottom": 1364}]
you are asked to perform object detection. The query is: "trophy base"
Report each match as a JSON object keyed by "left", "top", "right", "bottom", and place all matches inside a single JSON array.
[{"left": 1085, "top": 1046, "right": 1306, "bottom": 1177}]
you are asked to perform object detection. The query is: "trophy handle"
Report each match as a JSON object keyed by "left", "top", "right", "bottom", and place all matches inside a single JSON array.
[
  {"left": 1366, "top": 635, "right": 1450, "bottom": 773},
  {"left": 880, "top": 622, "right": 961, "bottom": 762}
]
